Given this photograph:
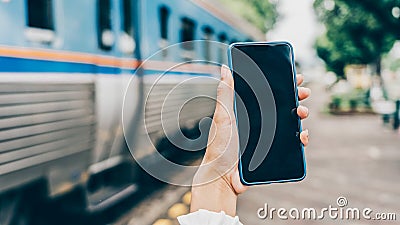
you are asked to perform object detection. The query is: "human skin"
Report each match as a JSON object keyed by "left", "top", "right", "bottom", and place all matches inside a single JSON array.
[{"left": 190, "top": 65, "right": 311, "bottom": 216}]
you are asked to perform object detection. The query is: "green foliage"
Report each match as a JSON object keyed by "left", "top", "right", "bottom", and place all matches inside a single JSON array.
[
  {"left": 330, "top": 88, "right": 370, "bottom": 112},
  {"left": 315, "top": 34, "right": 347, "bottom": 77},
  {"left": 313, "top": 0, "right": 398, "bottom": 77},
  {"left": 350, "top": 0, "right": 400, "bottom": 39},
  {"left": 217, "top": 0, "right": 278, "bottom": 33}
]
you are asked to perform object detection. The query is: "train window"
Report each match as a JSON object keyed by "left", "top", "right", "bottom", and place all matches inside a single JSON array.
[
  {"left": 159, "top": 6, "right": 170, "bottom": 40},
  {"left": 180, "top": 17, "right": 196, "bottom": 51},
  {"left": 217, "top": 33, "right": 227, "bottom": 63},
  {"left": 120, "top": 0, "right": 136, "bottom": 54},
  {"left": 122, "top": 0, "right": 134, "bottom": 37},
  {"left": 202, "top": 26, "right": 214, "bottom": 61},
  {"left": 97, "top": 0, "right": 113, "bottom": 51},
  {"left": 27, "top": 0, "right": 54, "bottom": 30},
  {"left": 218, "top": 33, "right": 227, "bottom": 43},
  {"left": 203, "top": 26, "right": 213, "bottom": 38}
]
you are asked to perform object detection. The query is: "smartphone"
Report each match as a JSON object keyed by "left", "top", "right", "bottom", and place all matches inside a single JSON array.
[{"left": 228, "top": 41, "right": 306, "bottom": 185}]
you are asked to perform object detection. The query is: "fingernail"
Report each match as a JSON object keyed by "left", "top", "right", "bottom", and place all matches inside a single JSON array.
[
  {"left": 221, "top": 65, "right": 228, "bottom": 79},
  {"left": 221, "top": 65, "right": 226, "bottom": 80},
  {"left": 304, "top": 129, "right": 309, "bottom": 137},
  {"left": 299, "top": 105, "right": 309, "bottom": 115},
  {"left": 305, "top": 88, "right": 311, "bottom": 96}
]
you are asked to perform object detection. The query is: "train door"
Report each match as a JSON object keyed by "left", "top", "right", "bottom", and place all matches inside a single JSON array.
[{"left": 85, "top": 0, "right": 142, "bottom": 213}]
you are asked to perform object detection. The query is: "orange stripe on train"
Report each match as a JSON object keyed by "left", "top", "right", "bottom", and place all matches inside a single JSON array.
[
  {"left": 0, "top": 46, "right": 221, "bottom": 75},
  {"left": 0, "top": 46, "right": 140, "bottom": 69}
]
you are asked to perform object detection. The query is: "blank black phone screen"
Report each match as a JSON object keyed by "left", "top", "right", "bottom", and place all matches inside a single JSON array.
[{"left": 231, "top": 43, "right": 305, "bottom": 184}]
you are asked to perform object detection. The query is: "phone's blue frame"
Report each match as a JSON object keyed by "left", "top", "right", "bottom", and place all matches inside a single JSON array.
[{"left": 228, "top": 41, "right": 306, "bottom": 185}]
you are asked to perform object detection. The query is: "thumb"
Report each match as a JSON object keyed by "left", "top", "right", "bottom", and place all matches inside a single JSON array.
[{"left": 214, "top": 65, "right": 235, "bottom": 124}]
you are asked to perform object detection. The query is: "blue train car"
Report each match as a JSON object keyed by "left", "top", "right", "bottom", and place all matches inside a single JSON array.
[{"left": 0, "top": 0, "right": 263, "bottom": 223}]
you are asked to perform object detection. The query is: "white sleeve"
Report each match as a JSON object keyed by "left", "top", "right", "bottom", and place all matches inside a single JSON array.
[{"left": 177, "top": 209, "right": 243, "bottom": 225}]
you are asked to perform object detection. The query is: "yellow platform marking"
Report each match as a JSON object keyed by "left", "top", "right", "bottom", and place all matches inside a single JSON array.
[
  {"left": 152, "top": 191, "right": 192, "bottom": 225},
  {"left": 182, "top": 192, "right": 192, "bottom": 205},
  {"left": 152, "top": 219, "right": 173, "bottom": 225},
  {"left": 167, "top": 203, "right": 189, "bottom": 218}
]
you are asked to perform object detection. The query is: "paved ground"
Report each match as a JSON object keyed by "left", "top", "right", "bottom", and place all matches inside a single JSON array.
[
  {"left": 237, "top": 82, "right": 400, "bottom": 224},
  {"left": 116, "top": 81, "right": 399, "bottom": 225}
]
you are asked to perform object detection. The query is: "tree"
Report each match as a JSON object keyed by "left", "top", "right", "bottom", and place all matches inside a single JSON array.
[
  {"left": 315, "top": 34, "right": 347, "bottom": 78},
  {"left": 217, "top": 0, "right": 279, "bottom": 33},
  {"left": 314, "top": 0, "right": 398, "bottom": 77},
  {"left": 351, "top": 0, "right": 400, "bottom": 39}
]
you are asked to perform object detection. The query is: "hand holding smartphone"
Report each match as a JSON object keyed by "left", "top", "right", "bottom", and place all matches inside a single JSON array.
[{"left": 228, "top": 42, "right": 306, "bottom": 185}]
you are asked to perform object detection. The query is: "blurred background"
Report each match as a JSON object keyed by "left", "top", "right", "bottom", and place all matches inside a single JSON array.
[{"left": 0, "top": 0, "right": 399, "bottom": 225}]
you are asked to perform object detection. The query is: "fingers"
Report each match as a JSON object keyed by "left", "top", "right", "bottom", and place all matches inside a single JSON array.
[
  {"left": 298, "top": 87, "right": 311, "bottom": 101},
  {"left": 297, "top": 105, "right": 309, "bottom": 119},
  {"left": 300, "top": 129, "right": 309, "bottom": 146},
  {"left": 297, "top": 74, "right": 309, "bottom": 146},
  {"left": 219, "top": 65, "right": 234, "bottom": 94},
  {"left": 217, "top": 65, "right": 234, "bottom": 106},
  {"left": 214, "top": 66, "right": 235, "bottom": 125},
  {"left": 296, "top": 74, "right": 304, "bottom": 86},
  {"left": 297, "top": 74, "right": 310, "bottom": 101}
]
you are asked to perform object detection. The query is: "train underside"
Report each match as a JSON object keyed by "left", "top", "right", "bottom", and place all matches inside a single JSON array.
[{"left": 0, "top": 65, "right": 218, "bottom": 225}]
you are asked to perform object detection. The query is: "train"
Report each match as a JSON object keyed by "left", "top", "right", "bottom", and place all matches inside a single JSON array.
[{"left": 0, "top": 0, "right": 263, "bottom": 224}]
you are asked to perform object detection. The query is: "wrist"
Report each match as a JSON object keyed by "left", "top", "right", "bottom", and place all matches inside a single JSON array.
[
  {"left": 190, "top": 166, "right": 238, "bottom": 216},
  {"left": 190, "top": 175, "right": 238, "bottom": 216},
  {"left": 193, "top": 163, "right": 238, "bottom": 194}
]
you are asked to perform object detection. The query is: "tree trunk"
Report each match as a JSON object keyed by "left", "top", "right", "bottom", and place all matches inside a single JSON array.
[
  {"left": 374, "top": 55, "right": 389, "bottom": 99},
  {"left": 375, "top": 55, "right": 382, "bottom": 76}
]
